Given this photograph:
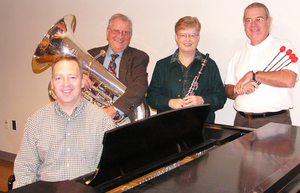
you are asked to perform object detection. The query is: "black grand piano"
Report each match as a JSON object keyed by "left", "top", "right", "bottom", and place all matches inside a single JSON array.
[{"left": 7, "top": 105, "right": 300, "bottom": 193}]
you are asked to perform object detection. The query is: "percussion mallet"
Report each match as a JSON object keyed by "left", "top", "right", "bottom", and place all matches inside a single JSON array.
[
  {"left": 274, "top": 53, "right": 294, "bottom": 71},
  {"left": 263, "top": 46, "right": 286, "bottom": 71},
  {"left": 266, "top": 49, "right": 292, "bottom": 72},
  {"left": 278, "top": 54, "right": 298, "bottom": 71}
]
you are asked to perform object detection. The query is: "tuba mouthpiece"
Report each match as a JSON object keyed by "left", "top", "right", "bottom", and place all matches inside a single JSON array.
[
  {"left": 94, "top": 50, "right": 106, "bottom": 60},
  {"left": 100, "top": 50, "right": 106, "bottom": 57}
]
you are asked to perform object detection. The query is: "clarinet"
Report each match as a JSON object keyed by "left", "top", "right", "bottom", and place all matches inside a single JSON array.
[{"left": 185, "top": 53, "right": 210, "bottom": 97}]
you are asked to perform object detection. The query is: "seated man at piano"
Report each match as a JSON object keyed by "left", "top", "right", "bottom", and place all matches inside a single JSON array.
[
  {"left": 13, "top": 55, "right": 115, "bottom": 188},
  {"left": 146, "top": 16, "right": 227, "bottom": 123}
]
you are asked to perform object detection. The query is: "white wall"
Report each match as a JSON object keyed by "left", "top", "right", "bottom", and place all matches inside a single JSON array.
[{"left": 0, "top": 0, "right": 299, "bottom": 155}]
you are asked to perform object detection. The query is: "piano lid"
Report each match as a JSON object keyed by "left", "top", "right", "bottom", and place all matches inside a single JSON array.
[{"left": 82, "top": 104, "right": 211, "bottom": 190}]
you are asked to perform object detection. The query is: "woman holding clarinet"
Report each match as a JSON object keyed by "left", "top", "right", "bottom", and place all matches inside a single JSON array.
[{"left": 146, "top": 16, "right": 226, "bottom": 123}]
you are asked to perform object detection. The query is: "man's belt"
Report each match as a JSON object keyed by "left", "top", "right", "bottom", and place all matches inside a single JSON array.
[{"left": 238, "top": 110, "right": 287, "bottom": 119}]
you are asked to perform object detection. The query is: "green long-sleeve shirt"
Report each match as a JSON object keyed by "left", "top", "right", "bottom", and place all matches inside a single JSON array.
[{"left": 146, "top": 49, "right": 227, "bottom": 123}]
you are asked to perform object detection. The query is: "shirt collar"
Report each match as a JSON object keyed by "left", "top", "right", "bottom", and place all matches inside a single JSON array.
[
  {"left": 247, "top": 34, "right": 273, "bottom": 50},
  {"left": 107, "top": 46, "right": 124, "bottom": 58},
  {"left": 54, "top": 97, "right": 87, "bottom": 118},
  {"left": 169, "top": 48, "right": 203, "bottom": 68}
]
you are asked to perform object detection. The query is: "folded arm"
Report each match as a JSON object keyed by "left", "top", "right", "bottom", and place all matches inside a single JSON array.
[{"left": 226, "top": 69, "right": 296, "bottom": 100}]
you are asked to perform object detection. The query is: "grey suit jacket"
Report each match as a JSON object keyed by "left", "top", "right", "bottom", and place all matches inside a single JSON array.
[{"left": 88, "top": 45, "right": 149, "bottom": 117}]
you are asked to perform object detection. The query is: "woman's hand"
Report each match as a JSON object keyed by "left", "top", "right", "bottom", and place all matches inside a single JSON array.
[
  {"left": 183, "top": 95, "right": 204, "bottom": 107},
  {"left": 169, "top": 98, "right": 186, "bottom": 109}
]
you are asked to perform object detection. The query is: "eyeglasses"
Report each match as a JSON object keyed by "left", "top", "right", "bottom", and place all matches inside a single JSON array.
[
  {"left": 244, "top": 17, "right": 265, "bottom": 24},
  {"left": 177, "top": 33, "right": 199, "bottom": 39},
  {"left": 109, "top": 29, "right": 131, "bottom": 37}
]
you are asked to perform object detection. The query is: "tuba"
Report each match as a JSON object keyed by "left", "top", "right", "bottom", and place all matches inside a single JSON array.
[{"left": 32, "top": 14, "right": 149, "bottom": 125}]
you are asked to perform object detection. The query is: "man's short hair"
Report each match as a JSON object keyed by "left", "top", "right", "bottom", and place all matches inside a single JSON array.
[
  {"left": 107, "top": 13, "right": 133, "bottom": 33},
  {"left": 243, "top": 2, "right": 270, "bottom": 20},
  {"left": 52, "top": 55, "right": 83, "bottom": 78},
  {"left": 175, "top": 16, "right": 201, "bottom": 34}
]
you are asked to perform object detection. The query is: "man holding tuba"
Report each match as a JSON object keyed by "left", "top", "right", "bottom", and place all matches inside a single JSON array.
[{"left": 84, "top": 13, "right": 149, "bottom": 123}]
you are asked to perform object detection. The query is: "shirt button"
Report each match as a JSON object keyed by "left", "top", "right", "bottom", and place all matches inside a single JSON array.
[
  {"left": 67, "top": 148, "right": 70, "bottom": 151},
  {"left": 178, "top": 95, "right": 180, "bottom": 98},
  {"left": 179, "top": 79, "right": 181, "bottom": 82},
  {"left": 67, "top": 164, "right": 69, "bottom": 167},
  {"left": 67, "top": 133, "right": 70, "bottom": 136}
]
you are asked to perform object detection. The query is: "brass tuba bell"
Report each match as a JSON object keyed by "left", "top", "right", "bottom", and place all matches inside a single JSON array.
[{"left": 32, "top": 14, "right": 149, "bottom": 125}]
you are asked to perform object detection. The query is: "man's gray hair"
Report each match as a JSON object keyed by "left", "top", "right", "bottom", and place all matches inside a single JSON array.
[
  {"left": 243, "top": 2, "right": 270, "bottom": 20},
  {"left": 107, "top": 13, "right": 133, "bottom": 33}
]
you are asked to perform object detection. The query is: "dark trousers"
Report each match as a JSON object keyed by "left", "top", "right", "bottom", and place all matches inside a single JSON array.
[{"left": 234, "top": 110, "right": 292, "bottom": 129}]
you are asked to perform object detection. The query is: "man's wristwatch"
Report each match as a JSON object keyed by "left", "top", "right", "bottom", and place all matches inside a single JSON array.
[{"left": 252, "top": 70, "right": 261, "bottom": 85}]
